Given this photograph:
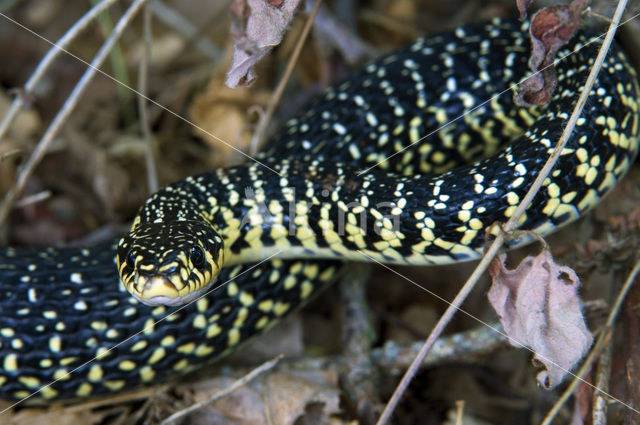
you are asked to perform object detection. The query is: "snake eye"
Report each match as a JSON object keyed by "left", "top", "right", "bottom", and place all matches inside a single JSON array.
[
  {"left": 126, "top": 251, "right": 136, "bottom": 268},
  {"left": 190, "top": 246, "right": 205, "bottom": 268}
]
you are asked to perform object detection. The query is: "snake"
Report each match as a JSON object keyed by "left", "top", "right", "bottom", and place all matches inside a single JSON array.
[{"left": 1, "top": 18, "right": 639, "bottom": 403}]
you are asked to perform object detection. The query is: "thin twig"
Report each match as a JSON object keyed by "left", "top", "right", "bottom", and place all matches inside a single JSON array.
[
  {"left": 339, "top": 263, "right": 381, "bottom": 425},
  {"left": 138, "top": 2, "right": 158, "bottom": 193},
  {"left": 64, "top": 385, "right": 167, "bottom": 412},
  {"left": 375, "top": 1, "right": 631, "bottom": 423},
  {"left": 0, "top": 148, "right": 22, "bottom": 162},
  {"left": 591, "top": 271, "right": 626, "bottom": 425},
  {"left": 160, "top": 355, "right": 283, "bottom": 425},
  {"left": 454, "top": 400, "right": 465, "bottom": 425},
  {"left": 622, "top": 271, "right": 640, "bottom": 423},
  {"left": 248, "top": 0, "right": 323, "bottom": 155},
  {"left": 371, "top": 321, "right": 510, "bottom": 369},
  {"left": 592, "top": 327, "right": 613, "bottom": 425},
  {"left": 89, "top": 0, "right": 136, "bottom": 124},
  {"left": 603, "top": 259, "right": 640, "bottom": 330},
  {"left": 14, "top": 190, "right": 51, "bottom": 208},
  {"left": 541, "top": 256, "right": 640, "bottom": 425},
  {"left": 0, "top": 0, "right": 149, "bottom": 227},
  {"left": 308, "top": 1, "right": 377, "bottom": 65},
  {"left": 0, "top": 0, "right": 122, "bottom": 141}
]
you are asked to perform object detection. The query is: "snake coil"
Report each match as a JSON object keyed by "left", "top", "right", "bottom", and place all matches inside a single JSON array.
[{"left": 1, "top": 19, "right": 638, "bottom": 401}]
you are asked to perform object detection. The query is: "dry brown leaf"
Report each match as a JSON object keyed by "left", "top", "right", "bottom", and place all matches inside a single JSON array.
[
  {"left": 226, "top": 0, "right": 302, "bottom": 87},
  {"left": 264, "top": 372, "right": 340, "bottom": 425},
  {"left": 4, "top": 406, "right": 108, "bottom": 425},
  {"left": 183, "top": 370, "right": 341, "bottom": 425},
  {"left": 129, "top": 33, "right": 186, "bottom": 68},
  {"left": 0, "top": 139, "right": 21, "bottom": 195},
  {"left": 189, "top": 76, "right": 271, "bottom": 164},
  {"left": 514, "top": 0, "right": 588, "bottom": 106},
  {"left": 488, "top": 250, "right": 593, "bottom": 388},
  {"left": 0, "top": 91, "right": 41, "bottom": 140}
]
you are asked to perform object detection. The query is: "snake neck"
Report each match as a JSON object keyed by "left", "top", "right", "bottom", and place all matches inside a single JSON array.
[
  {"left": 158, "top": 100, "right": 640, "bottom": 268},
  {"left": 130, "top": 22, "right": 640, "bottom": 270}
]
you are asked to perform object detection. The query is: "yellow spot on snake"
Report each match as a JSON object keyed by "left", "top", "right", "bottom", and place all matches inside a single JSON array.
[
  {"left": 228, "top": 328, "right": 240, "bottom": 346},
  {"left": 118, "top": 360, "right": 136, "bottom": 371},
  {"left": 40, "top": 386, "right": 59, "bottom": 399},
  {"left": 207, "top": 324, "right": 222, "bottom": 338},
  {"left": 161, "top": 335, "right": 175, "bottom": 347},
  {"left": 18, "top": 376, "right": 40, "bottom": 388},
  {"left": 49, "top": 336, "right": 62, "bottom": 353},
  {"left": 192, "top": 314, "right": 207, "bottom": 329},
  {"left": 130, "top": 340, "right": 148, "bottom": 352},
  {"left": 301, "top": 281, "right": 313, "bottom": 299},
  {"left": 239, "top": 291, "right": 255, "bottom": 306},
  {"left": 4, "top": 354, "right": 18, "bottom": 371},
  {"left": 104, "top": 380, "right": 125, "bottom": 391},
  {"left": 139, "top": 366, "right": 155, "bottom": 382},
  {"left": 234, "top": 308, "right": 249, "bottom": 327},
  {"left": 258, "top": 300, "right": 273, "bottom": 312},
  {"left": 542, "top": 198, "right": 560, "bottom": 215},
  {"left": 148, "top": 347, "right": 166, "bottom": 364},
  {"left": 177, "top": 343, "right": 195, "bottom": 354},
  {"left": 88, "top": 365, "right": 103, "bottom": 382},
  {"left": 196, "top": 298, "right": 209, "bottom": 312},
  {"left": 283, "top": 275, "right": 297, "bottom": 290},
  {"left": 255, "top": 317, "right": 270, "bottom": 329},
  {"left": 76, "top": 383, "right": 93, "bottom": 397},
  {"left": 274, "top": 302, "right": 290, "bottom": 316},
  {"left": 421, "top": 228, "right": 435, "bottom": 241}
]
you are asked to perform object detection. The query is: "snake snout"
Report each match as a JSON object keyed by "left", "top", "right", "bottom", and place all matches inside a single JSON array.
[{"left": 117, "top": 220, "right": 226, "bottom": 306}]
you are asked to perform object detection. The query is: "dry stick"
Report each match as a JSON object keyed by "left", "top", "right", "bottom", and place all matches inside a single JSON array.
[
  {"left": 340, "top": 263, "right": 382, "bottom": 424},
  {"left": 375, "top": 2, "right": 631, "bottom": 423},
  {"left": 0, "top": 149, "right": 22, "bottom": 162},
  {"left": 454, "top": 400, "right": 465, "bottom": 425},
  {"left": 0, "top": 0, "right": 149, "bottom": 227},
  {"left": 248, "top": 0, "right": 323, "bottom": 155},
  {"left": 541, "top": 257, "right": 640, "bottom": 425},
  {"left": 0, "top": 0, "right": 122, "bottom": 141},
  {"left": 64, "top": 385, "right": 167, "bottom": 412},
  {"left": 160, "top": 355, "right": 283, "bottom": 425},
  {"left": 592, "top": 329, "right": 613, "bottom": 425},
  {"left": 138, "top": 2, "right": 159, "bottom": 193},
  {"left": 592, "top": 271, "right": 625, "bottom": 425},
  {"left": 14, "top": 190, "right": 51, "bottom": 208},
  {"left": 592, "top": 272, "right": 621, "bottom": 425}
]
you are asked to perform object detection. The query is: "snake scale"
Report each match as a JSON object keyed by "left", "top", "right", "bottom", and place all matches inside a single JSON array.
[{"left": 1, "top": 18, "right": 639, "bottom": 402}]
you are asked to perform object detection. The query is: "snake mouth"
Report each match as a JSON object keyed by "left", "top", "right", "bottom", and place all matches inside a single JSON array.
[{"left": 131, "top": 275, "right": 217, "bottom": 306}]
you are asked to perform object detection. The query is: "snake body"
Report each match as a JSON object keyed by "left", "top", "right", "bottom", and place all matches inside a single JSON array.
[{"left": 1, "top": 19, "right": 639, "bottom": 401}]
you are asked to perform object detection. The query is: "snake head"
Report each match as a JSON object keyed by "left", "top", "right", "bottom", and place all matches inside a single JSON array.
[{"left": 116, "top": 220, "right": 224, "bottom": 306}]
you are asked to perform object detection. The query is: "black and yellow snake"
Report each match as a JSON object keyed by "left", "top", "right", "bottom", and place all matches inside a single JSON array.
[{"left": 1, "top": 18, "right": 639, "bottom": 402}]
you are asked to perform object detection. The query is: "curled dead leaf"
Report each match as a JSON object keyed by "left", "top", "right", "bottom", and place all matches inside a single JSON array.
[
  {"left": 488, "top": 250, "right": 593, "bottom": 388},
  {"left": 226, "top": 0, "right": 303, "bottom": 87},
  {"left": 514, "top": 0, "right": 588, "bottom": 106},
  {"left": 181, "top": 370, "right": 341, "bottom": 425}
]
